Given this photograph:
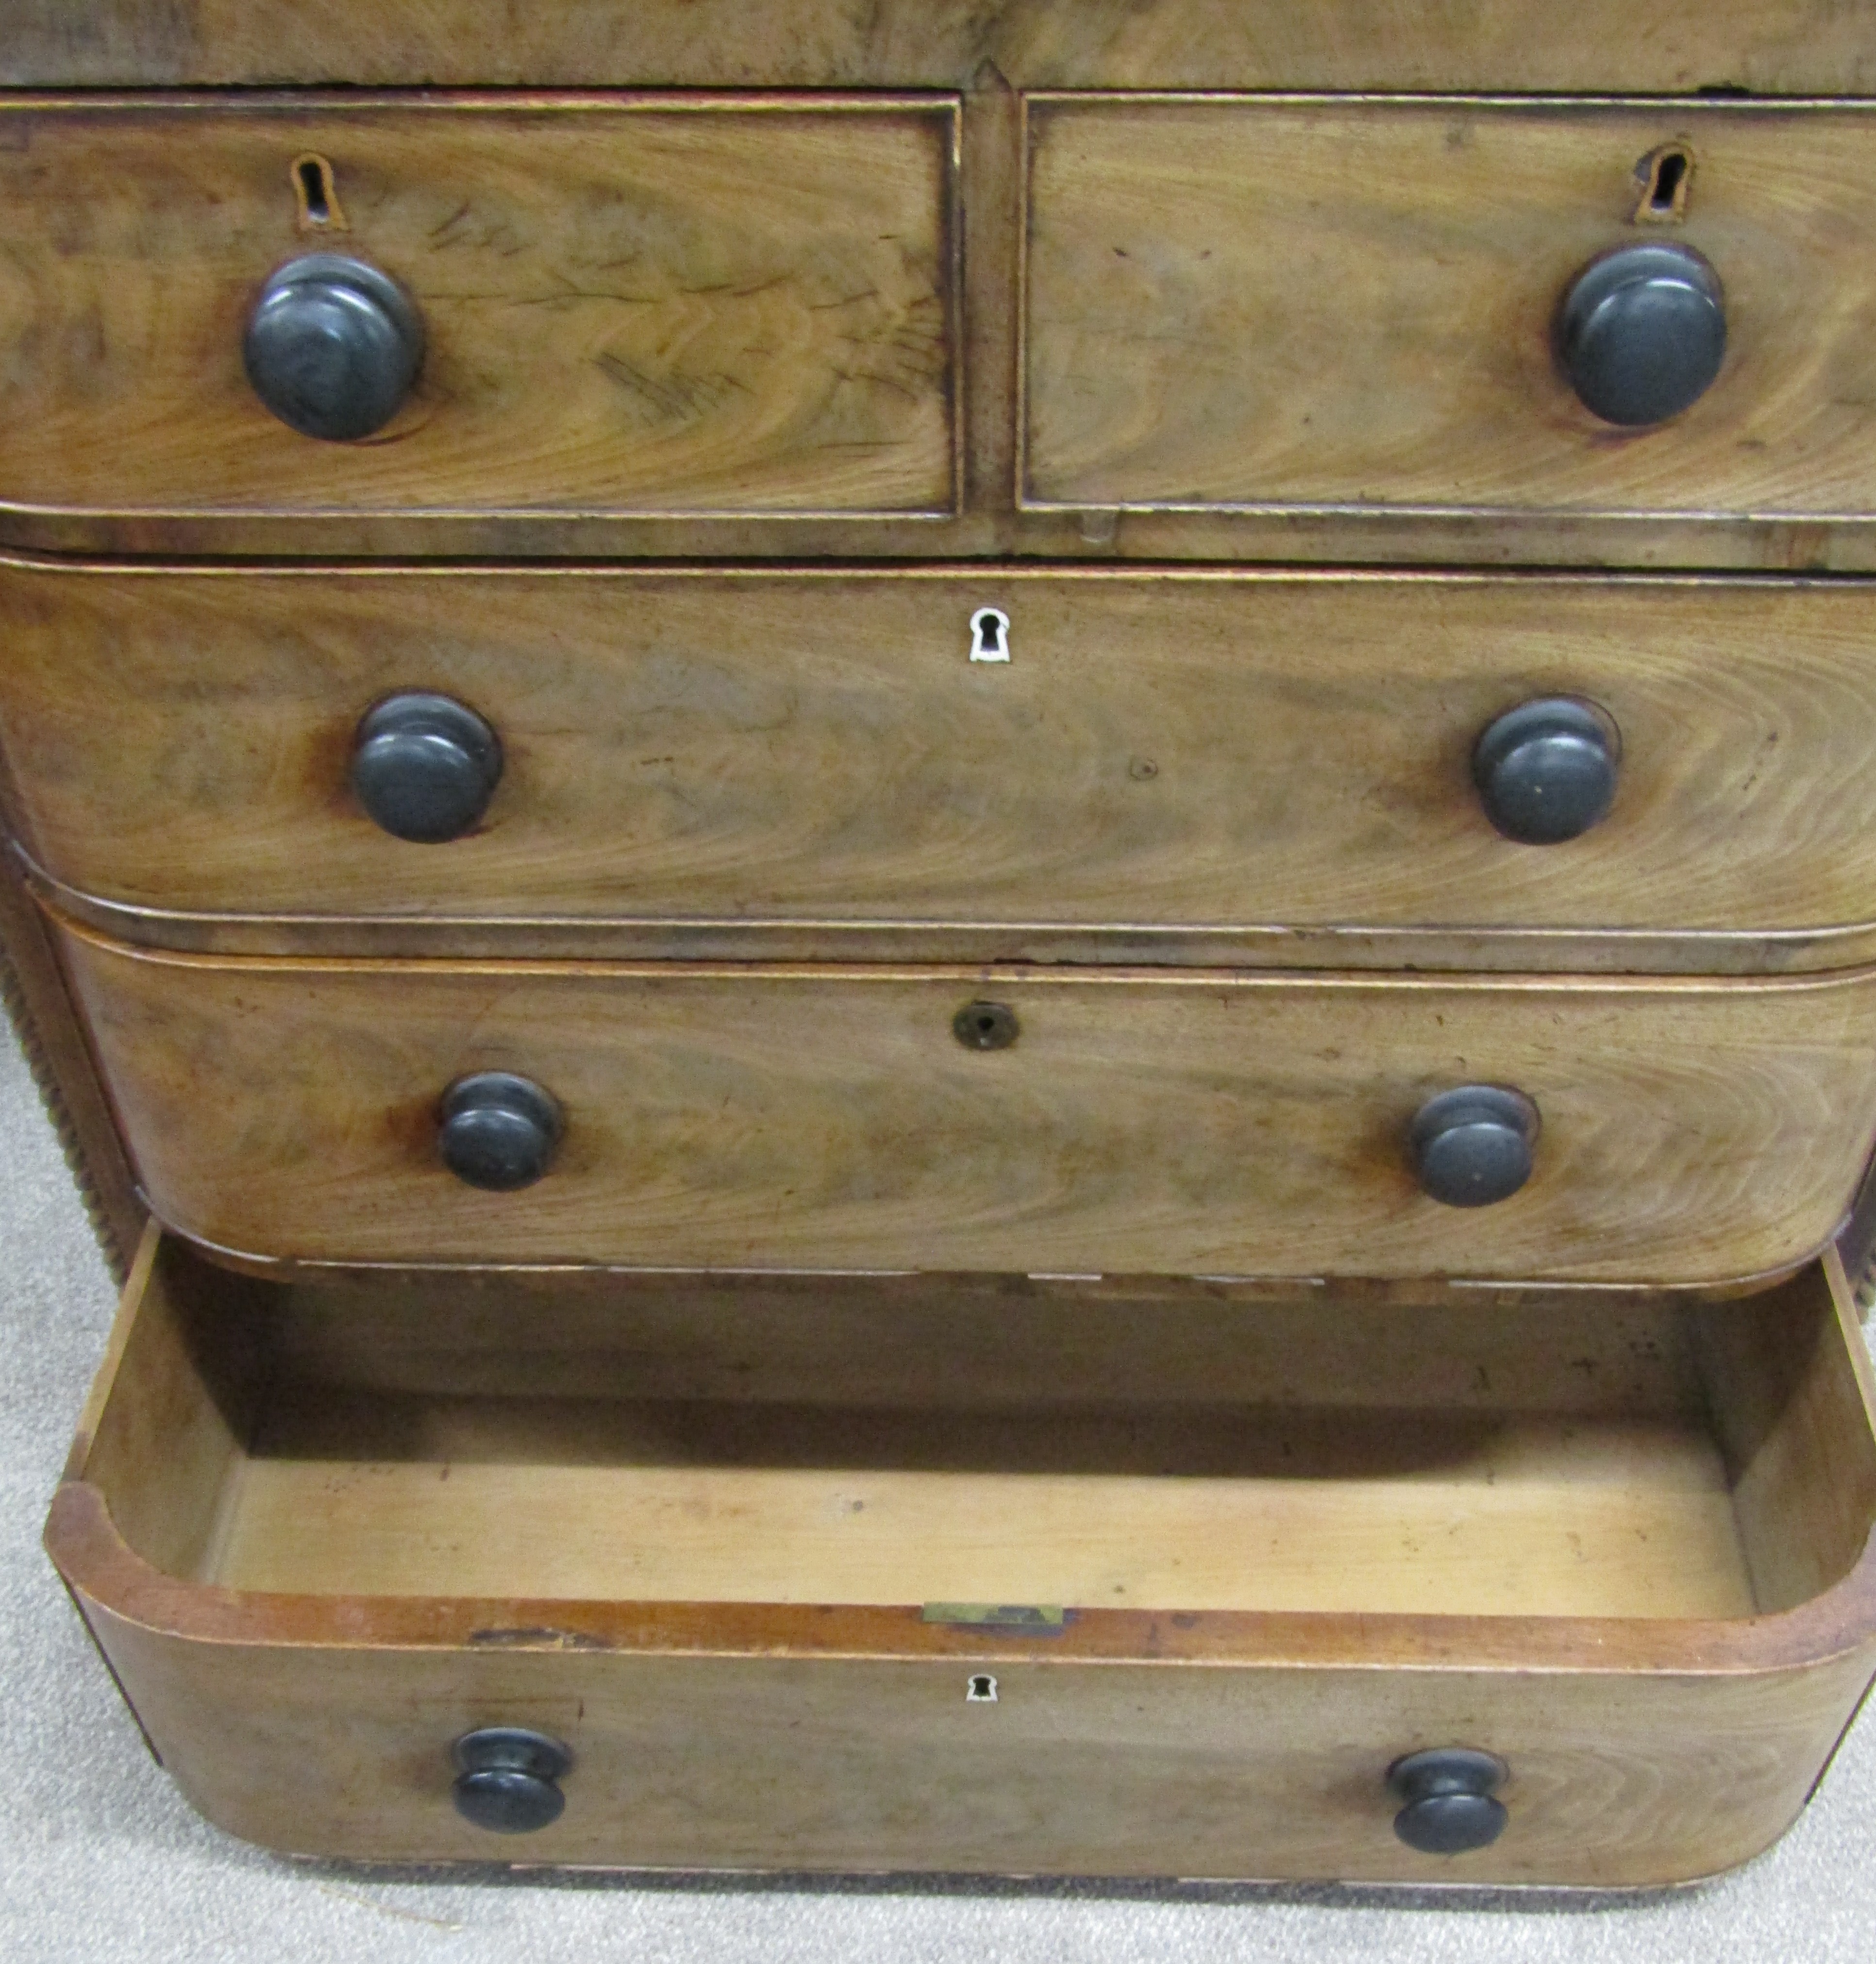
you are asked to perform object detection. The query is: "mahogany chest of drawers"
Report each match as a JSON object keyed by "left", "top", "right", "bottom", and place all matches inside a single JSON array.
[{"left": 10, "top": 0, "right": 1876, "bottom": 1888}]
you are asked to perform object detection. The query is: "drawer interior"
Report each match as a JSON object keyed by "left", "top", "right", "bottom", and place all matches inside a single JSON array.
[{"left": 76, "top": 1240, "right": 1876, "bottom": 1626}]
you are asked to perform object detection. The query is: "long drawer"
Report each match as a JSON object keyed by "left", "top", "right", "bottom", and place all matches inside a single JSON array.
[
  {"left": 51, "top": 915, "right": 1876, "bottom": 1281},
  {"left": 13, "top": 561, "right": 1876, "bottom": 973},
  {"left": 0, "top": 97, "right": 958, "bottom": 544},
  {"left": 48, "top": 1227, "right": 1876, "bottom": 1882},
  {"left": 1024, "top": 100, "right": 1876, "bottom": 526}
]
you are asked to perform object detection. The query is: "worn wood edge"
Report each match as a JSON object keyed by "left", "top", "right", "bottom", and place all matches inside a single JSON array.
[
  {"left": 43, "top": 1463, "right": 1876, "bottom": 1678},
  {"left": 1021, "top": 498, "right": 1876, "bottom": 526},
  {"left": 49, "top": 1218, "right": 173, "bottom": 1770},
  {"left": 29, "top": 850, "right": 1876, "bottom": 978},
  {"left": 1024, "top": 91, "right": 1876, "bottom": 108},
  {"left": 44, "top": 894, "right": 1876, "bottom": 999},
  {"left": 0, "top": 90, "right": 968, "bottom": 115},
  {"left": 0, "top": 856, "right": 143, "bottom": 1282},
  {"left": 129, "top": 1212, "right": 1821, "bottom": 1300},
  {"left": 9, "top": 549, "right": 1875, "bottom": 588},
  {"left": 59, "top": 1221, "right": 162, "bottom": 1484},
  {"left": 6, "top": 512, "right": 1876, "bottom": 566},
  {"left": 11, "top": 88, "right": 1870, "bottom": 115},
  {"left": 0, "top": 503, "right": 965, "bottom": 531}
]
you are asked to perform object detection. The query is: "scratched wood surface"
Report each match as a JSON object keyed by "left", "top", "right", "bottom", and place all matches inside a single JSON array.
[
  {"left": 9, "top": 0, "right": 1876, "bottom": 93},
  {"left": 11, "top": 561, "right": 1876, "bottom": 972},
  {"left": 50, "top": 923, "right": 1876, "bottom": 1281},
  {"left": 0, "top": 100, "right": 958, "bottom": 528},
  {"left": 42, "top": 1230, "right": 1876, "bottom": 1881},
  {"left": 1025, "top": 101, "right": 1876, "bottom": 520}
]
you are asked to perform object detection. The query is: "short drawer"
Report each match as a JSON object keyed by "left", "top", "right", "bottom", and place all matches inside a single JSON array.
[
  {"left": 50, "top": 914, "right": 1876, "bottom": 1282},
  {"left": 13, "top": 560, "right": 1876, "bottom": 974},
  {"left": 0, "top": 97, "right": 957, "bottom": 542},
  {"left": 48, "top": 1227, "right": 1876, "bottom": 1882},
  {"left": 1024, "top": 98, "right": 1876, "bottom": 525}
]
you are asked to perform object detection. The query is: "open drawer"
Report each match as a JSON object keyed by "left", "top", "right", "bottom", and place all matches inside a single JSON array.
[{"left": 47, "top": 1227, "right": 1876, "bottom": 1883}]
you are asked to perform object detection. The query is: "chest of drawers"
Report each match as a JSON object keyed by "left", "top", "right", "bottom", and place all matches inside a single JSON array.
[{"left": 12, "top": 0, "right": 1876, "bottom": 1890}]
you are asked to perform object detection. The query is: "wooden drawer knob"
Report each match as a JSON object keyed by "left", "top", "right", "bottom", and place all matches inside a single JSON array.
[
  {"left": 1473, "top": 698, "right": 1620, "bottom": 845},
  {"left": 438, "top": 1072, "right": 563, "bottom": 1192},
  {"left": 1557, "top": 242, "right": 1725, "bottom": 427},
  {"left": 1409, "top": 1086, "right": 1539, "bottom": 1208},
  {"left": 1388, "top": 1748, "right": 1509, "bottom": 1855},
  {"left": 244, "top": 253, "right": 424, "bottom": 441},
  {"left": 451, "top": 1727, "right": 571, "bottom": 1834},
  {"left": 352, "top": 692, "right": 503, "bottom": 844}
]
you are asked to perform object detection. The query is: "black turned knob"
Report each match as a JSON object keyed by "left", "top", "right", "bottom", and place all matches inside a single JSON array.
[
  {"left": 1557, "top": 242, "right": 1725, "bottom": 427},
  {"left": 438, "top": 1073, "right": 563, "bottom": 1192},
  {"left": 451, "top": 1728, "right": 571, "bottom": 1834},
  {"left": 1473, "top": 698, "right": 1620, "bottom": 846},
  {"left": 244, "top": 253, "right": 424, "bottom": 441},
  {"left": 1410, "top": 1086, "right": 1539, "bottom": 1208},
  {"left": 1389, "top": 1748, "right": 1509, "bottom": 1855},
  {"left": 352, "top": 693, "right": 502, "bottom": 844}
]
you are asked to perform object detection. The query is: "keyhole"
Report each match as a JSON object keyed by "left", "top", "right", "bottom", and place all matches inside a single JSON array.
[
  {"left": 292, "top": 154, "right": 348, "bottom": 232},
  {"left": 967, "top": 1674, "right": 998, "bottom": 1703},
  {"left": 953, "top": 1001, "right": 1019, "bottom": 1051},
  {"left": 969, "top": 607, "right": 1011, "bottom": 664},
  {"left": 1632, "top": 144, "right": 1693, "bottom": 224},
  {"left": 1650, "top": 151, "right": 1688, "bottom": 210}
]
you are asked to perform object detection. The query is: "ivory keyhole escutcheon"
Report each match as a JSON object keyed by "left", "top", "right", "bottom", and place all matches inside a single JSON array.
[
  {"left": 969, "top": 607, "right": 1011, "bottom": 663},
  {"left": 966, "top": 1674, "right": 999, "bottom": 1703}
]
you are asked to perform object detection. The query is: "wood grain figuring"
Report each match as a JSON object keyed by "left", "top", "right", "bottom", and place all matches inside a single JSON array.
[
  {"left": 48, "top": 920, "right": 1876, "bottom": 1282},
  {"left": 0, "top": 99, "right": 958, "bottom": 526},
  {"left": 9, "top": 1, "right": 1876, "bottom": 93},
  {"left": 1025, "top": 101, "right": 1876, "bottom": 520},
  {"left": 41, "top": 1234, "right": 1876, "bottom": 1882},
  {"left": 12, "top": 563, "right": 1876, "bottom": 970}
]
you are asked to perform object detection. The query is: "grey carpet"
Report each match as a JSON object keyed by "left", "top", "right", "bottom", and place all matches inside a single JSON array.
[{"left": 0, "top": 1014, "right": 1867, "bottom": 1962}]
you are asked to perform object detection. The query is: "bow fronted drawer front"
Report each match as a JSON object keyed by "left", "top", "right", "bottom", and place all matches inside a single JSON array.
[
  {"left": 49, "top": 919, "right": 1876, "bottom": 1283},
  {"left": 11, "top": 562, "right": 1876, "bottom": 973}
]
